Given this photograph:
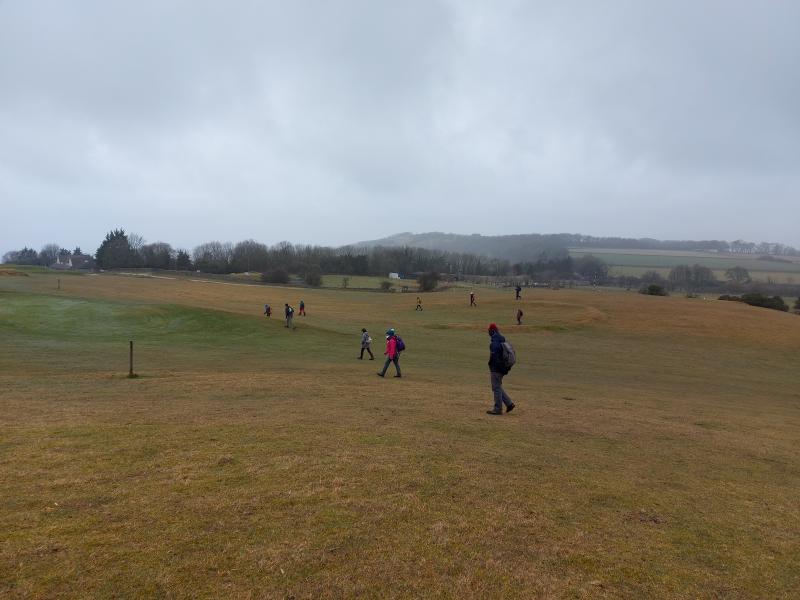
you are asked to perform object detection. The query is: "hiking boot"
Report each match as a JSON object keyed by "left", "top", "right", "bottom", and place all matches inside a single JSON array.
[
  {"left": 486, "top": 409, "right": 502, "bottom": 415},
  {"left": 506, "top": 404, "right": 515, "bottom": 413},
  {"left": 376, "top": 373, "right": 384, "bottom": 377},
  {"left": 393, "top": 374, "right": 402, "bottom": 378}
]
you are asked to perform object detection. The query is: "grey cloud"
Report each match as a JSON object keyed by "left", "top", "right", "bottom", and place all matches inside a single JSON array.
[{"left": 1, "top": 0, "right": 798, "bottom": 256}]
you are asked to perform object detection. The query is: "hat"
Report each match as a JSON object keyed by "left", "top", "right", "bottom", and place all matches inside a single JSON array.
[
  {"left": 386, "top": 328, "right": 395, "bottom": 336},
  {"left": 488, "top": 323, "right": 498, "bottom": 332},
  {"left": 361, "top": 328, "right": 367, "bottom": 332}
]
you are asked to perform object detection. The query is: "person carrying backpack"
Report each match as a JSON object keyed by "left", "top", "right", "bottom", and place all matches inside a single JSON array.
[
  {"left": 284, "top": 303, "right": 295, "bottom": 329},
  {"left": 359, "top": 328, "right": 374, "bottom": 360},
  {"left": 264, "top": 304, "right": 271, "bottom": 317},
  {"left": 299, "top": 299, "right": 306, "bottom": 316},
  {"left": 486, "top": 323, "right": 515, "bottom": 415},
  {"left": 515, "top": 285, "right": 522, "bottom": 300},
  {"left": 377, "top": 328, "right": 402, "bottom": 378}
]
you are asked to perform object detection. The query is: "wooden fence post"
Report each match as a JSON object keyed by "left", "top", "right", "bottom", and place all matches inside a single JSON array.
[{"left": 127, "top": 340, "right": 137, "bottom": 378}]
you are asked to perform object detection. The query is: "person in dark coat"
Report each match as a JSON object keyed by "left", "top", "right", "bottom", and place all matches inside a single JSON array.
[
  {"left": 486, "top": 323, "right": 514, "bottom": 415},
  {"left": 515, "top": 285, "right": 522, "bottom": 300},
  {"left": 285, "top": 303, "right": 295, "bottom": 329}
]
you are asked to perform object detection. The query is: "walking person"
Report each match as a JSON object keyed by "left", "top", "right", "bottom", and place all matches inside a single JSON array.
[
  {"left": 469, "top": 291, "right": 477, "bottom": 307},
  {"left": 377, "top": 328, "right": 402, "bottom": 378},
  {"left": 359, "top": 328, "right": 374, "bottom": 360},
  {"left": 299, "top": 299, "right": 306, "bottom": 316},
  {"left": 415, "top": 296, "right": 423, "bottom": 311},
  {"left": 515, "top": 285, "right": 522, "bottom": 300},
  {"left": 486, "top": 323, "right": 515, "bottom": 415},
  {"left": 284, "top": 303, "right": 295, "bottom": 329},
  {"left": 516, "top": 308, "right": 523, "bottom": 325},
  {"left": 264, "top": 304, "right": 271, "bottom": 317}
]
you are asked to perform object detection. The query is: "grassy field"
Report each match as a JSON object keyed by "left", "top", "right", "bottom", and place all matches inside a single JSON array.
[
  {"left": 570, "top": 248, "right": 800, "bottom": 284},
  {"left": 2, "top": 271, "right": 800, "bottom": 598}
]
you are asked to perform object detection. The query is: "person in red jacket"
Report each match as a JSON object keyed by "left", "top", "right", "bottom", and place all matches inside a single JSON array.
[{"left": 376, "top": 328, "right": 402, "bottom": 378}]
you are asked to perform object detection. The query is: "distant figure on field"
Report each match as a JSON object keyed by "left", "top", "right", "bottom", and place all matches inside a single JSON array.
[
  {"left": 377, "top": 328, "right": 402, "bottom": 378},
  {"left": 486, "top": 323, "right": 515, "bottom": 415},
  {"left": 263, "top": 304, "right": 271, "bottom": 317},
  {"left": 470, "top": 291, "right": 477, "bottom": 307},
  {"left": 299, "top": 299, "right": 306, "bottom": 316},
  {"left": 516, "top": 308, "right": 523, "bottom": 325},
  {"left": 359, "top": 328, "right": 374, "bottom": 360},
  {"left": 515, "top": 285, "right": 522, "bottom": 300},
  {"left": 415, "top": 296, "right": 423, "bottom": 311},
  {"left": 284, "top": 303, "right": 295, "bottom": 329}
]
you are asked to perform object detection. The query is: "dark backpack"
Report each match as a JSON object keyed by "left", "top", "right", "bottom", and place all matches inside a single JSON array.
[
  {"left": 395, "top": 336, "right": 406, "bottom": 352},
  {"left": 501, "top": 341, "right": 516, "bottom": 371}
]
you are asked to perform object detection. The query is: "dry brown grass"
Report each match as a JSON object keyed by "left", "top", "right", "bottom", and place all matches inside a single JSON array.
[{"left": 2, "top": 273, "right": 799, "bottom": 598}]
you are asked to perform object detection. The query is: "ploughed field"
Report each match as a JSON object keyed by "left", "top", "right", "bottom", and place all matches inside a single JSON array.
[{"left": 1, "top": 271, "right": 799, "bottom": 598}]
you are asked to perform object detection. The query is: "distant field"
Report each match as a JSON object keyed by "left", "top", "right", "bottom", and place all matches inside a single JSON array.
[
  {"left": 570, "top": 248, "right": 800, "bottom": 283},
  {"left": 2, "top": 272, "right": 800, "bottom": 598}
]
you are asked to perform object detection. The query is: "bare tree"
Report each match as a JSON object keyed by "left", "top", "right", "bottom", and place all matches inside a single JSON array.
[{"left": 39, "top": 244, "right": 60, "bottom": 266}]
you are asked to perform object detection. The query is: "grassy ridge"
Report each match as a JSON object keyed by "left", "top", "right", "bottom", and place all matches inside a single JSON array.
[{"left": 2, "top": 273, "right": 800, "bottom": 598}]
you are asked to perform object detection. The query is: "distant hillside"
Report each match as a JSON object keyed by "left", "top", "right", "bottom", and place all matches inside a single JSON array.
[
  {"left": 354, "top": 232, "right": 798, "bottom": 264},
  {"left": 354, "top": 232, "right": 570, "bottom": 263}
]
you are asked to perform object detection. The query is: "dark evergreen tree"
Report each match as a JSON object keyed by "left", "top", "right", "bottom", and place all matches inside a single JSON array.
[{"left": 96, "top": 229, "right": 137, "bottom": 269}]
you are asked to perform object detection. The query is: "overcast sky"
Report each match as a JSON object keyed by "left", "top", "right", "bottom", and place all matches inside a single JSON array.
[{"left": 1, "top": 0, "right": 799, "bottom": 255}]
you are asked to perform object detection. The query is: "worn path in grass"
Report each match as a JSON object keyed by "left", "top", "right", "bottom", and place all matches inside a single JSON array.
[{"left": 2, "top": 273, "right": 799, "bottom": 598}]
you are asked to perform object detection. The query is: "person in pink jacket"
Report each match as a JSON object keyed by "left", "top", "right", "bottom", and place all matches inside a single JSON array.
[{"left": 376, "top": 328, "right": 402, "bottom": 378}]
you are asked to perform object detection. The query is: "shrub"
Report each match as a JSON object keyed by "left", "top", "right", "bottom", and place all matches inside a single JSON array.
[
  {"left": 719, "top": 293, "right": 788, "bottom": 312},
  {"left": 639, "top": 284, "right": 668, "bottom": 296},
  {"left": 741, "top": 293, "right": 788, "bottom": 312},
  {"left": 380, "top": 281, "right": 392, "bottom": 291},
  {"left": 794, "top": 297, "right": 800, "bottom": 313},
  {"left": 304, "top": 269, "right": 322, "bottom": 287},
  {"left": 417, "top": 271, "right": 440, "bottom": 292},
  {"left": 262, "top": 269, "right": 289, "bottom": 284}
]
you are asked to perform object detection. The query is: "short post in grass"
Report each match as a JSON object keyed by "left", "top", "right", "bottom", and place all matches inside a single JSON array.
[
  {"left": 127, "top": 340, "right": 138, "bottom": 378},
  {"left": 57, "top": 278, "right": 61, "bottom": 290}
]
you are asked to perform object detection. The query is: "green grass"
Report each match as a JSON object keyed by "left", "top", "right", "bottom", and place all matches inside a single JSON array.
[{"left": 2, "top": 272, "right": 800, "bottom": 598}]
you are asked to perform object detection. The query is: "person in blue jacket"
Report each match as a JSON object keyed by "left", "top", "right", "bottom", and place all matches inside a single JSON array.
[{"left": 486, "top": 323, "right": 515, "bottom": 415}]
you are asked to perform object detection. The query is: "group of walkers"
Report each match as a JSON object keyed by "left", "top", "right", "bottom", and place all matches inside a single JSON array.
[
  {"left": 264, "top": 284, "right": 524, "bottom": 415},
  {"left": 358, "top": 327, "right": 403, "bottom": 378},
  {"left": 264, "top": 299, "right": 306, "bottom": 329},
  {"left": 362, "top": 321, "right": 514, "bottom": 413}
]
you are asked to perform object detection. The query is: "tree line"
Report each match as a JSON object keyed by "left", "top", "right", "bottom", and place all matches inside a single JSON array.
[
  {"left": 3, "top": 229, "right": 507, "bottom": 277},
  {"left": 2, "top": 245, "right": 85, "bottom": 266}
]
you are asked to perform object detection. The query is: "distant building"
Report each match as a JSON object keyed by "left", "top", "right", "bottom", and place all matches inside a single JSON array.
[
  {"left": 388, "top": 272, "right": 400, "bottom": 279},
  {"left": 52, "top": 253, "right": 95, "bottom": 270}
]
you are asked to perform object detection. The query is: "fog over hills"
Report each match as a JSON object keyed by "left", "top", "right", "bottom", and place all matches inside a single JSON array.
[{"left": 355, "top": 232, "right": 799, "bottom": 263}]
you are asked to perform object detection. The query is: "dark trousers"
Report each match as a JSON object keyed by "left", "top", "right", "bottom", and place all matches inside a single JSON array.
[
  {"left": 491, "top": 371, "right": 513, "bottom": 411},
  {"left": 360, "top": 346, "right": 374, "bottom": 359},
  {"left": 380, "top": 356, "right": 401, "bottom": 376}
]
